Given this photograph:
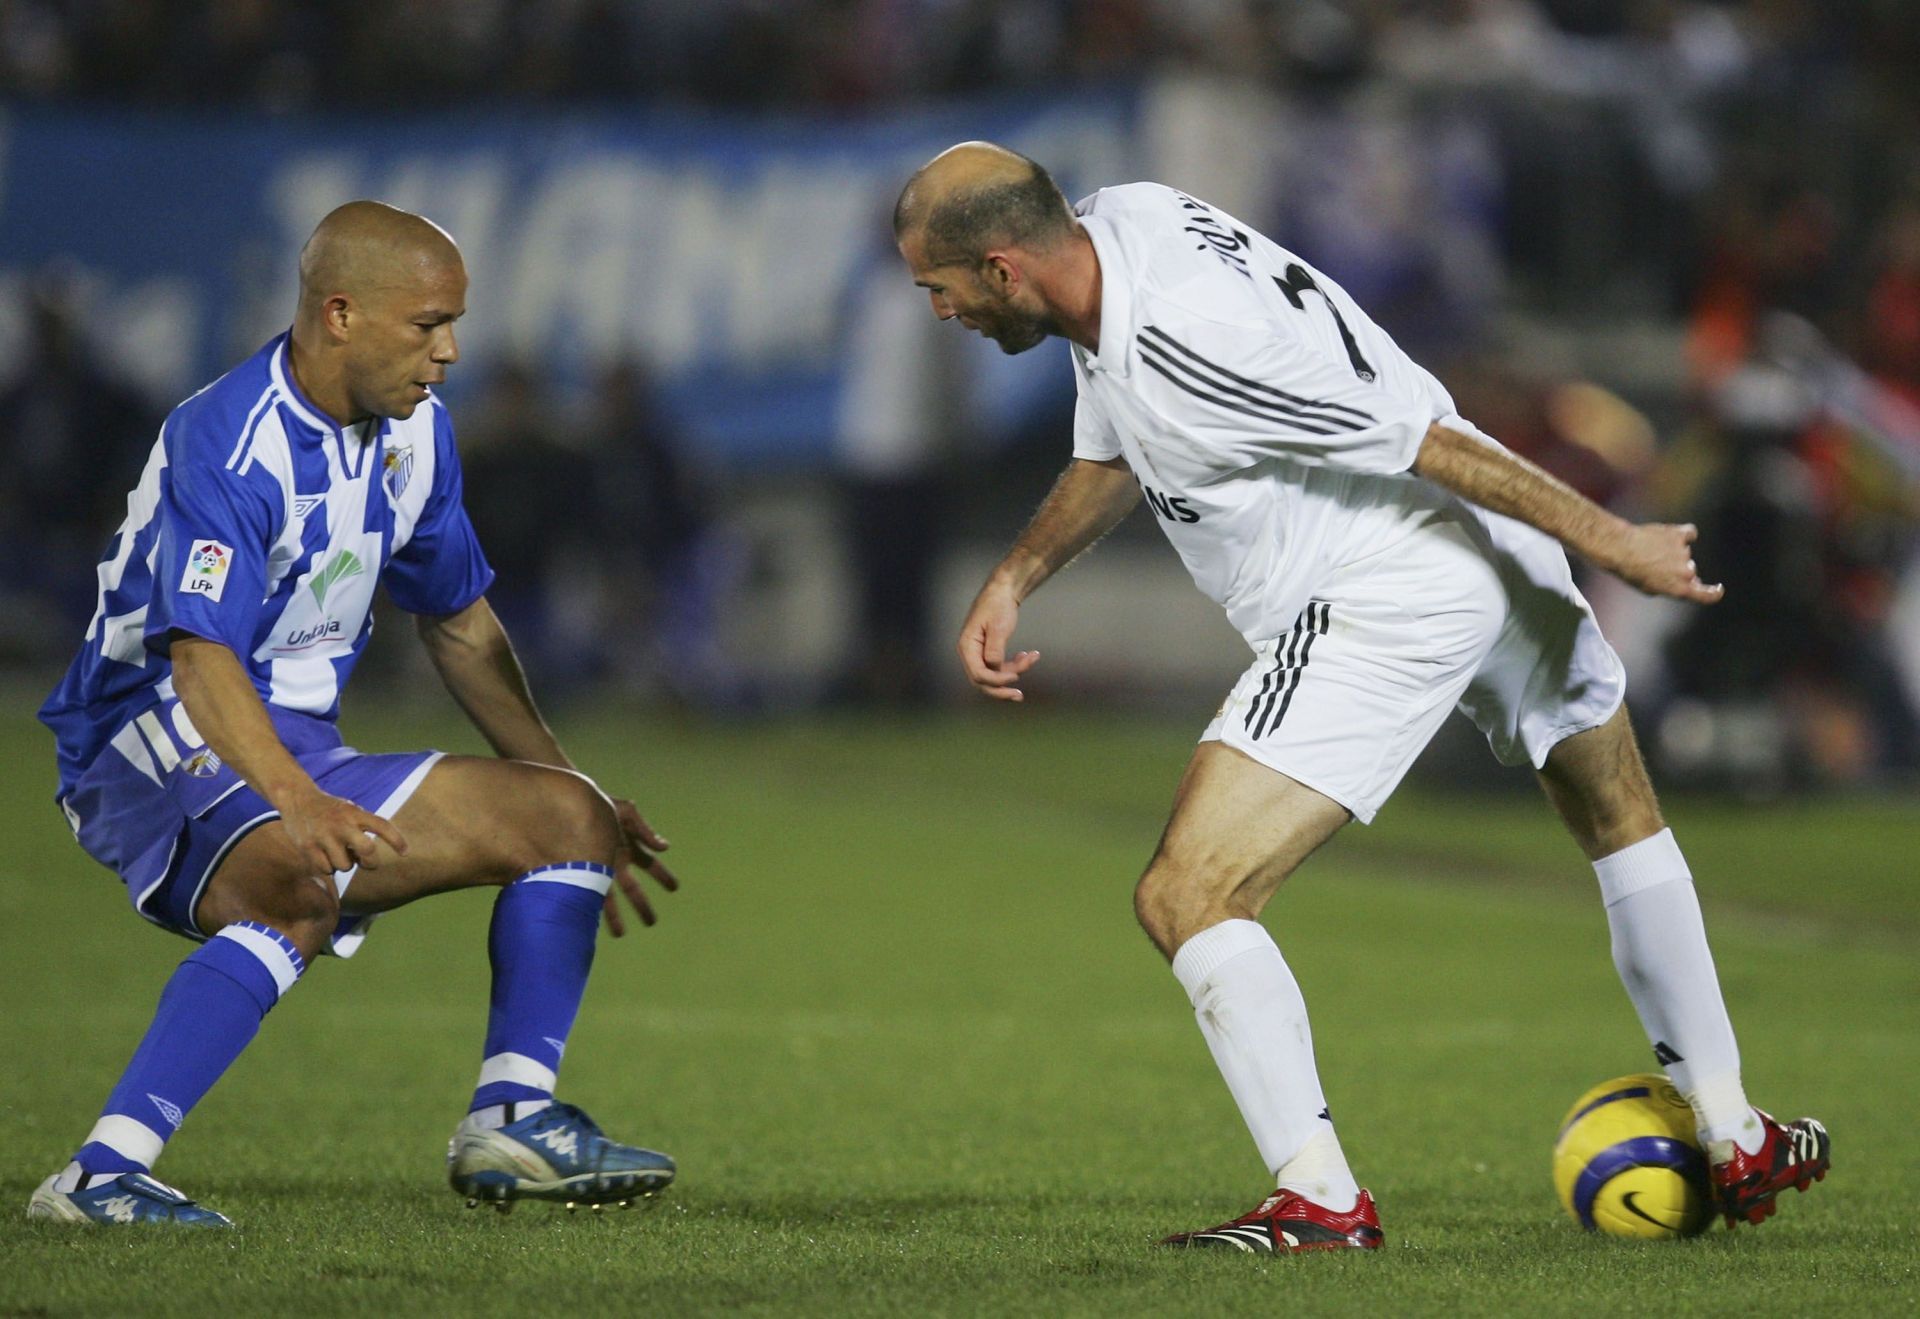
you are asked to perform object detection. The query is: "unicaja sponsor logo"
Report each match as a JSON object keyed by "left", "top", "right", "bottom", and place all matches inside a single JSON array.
[
  {"left": 282, "top": 619, "right": 345, "bottom": 649},
  {"left": 308, "top": 549, "right": 364, "bottom": 608}
]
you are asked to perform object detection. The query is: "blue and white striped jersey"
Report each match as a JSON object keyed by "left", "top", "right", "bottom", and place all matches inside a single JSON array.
[{"left": 40, "top": 333, "right": 494, "bottom": 800}]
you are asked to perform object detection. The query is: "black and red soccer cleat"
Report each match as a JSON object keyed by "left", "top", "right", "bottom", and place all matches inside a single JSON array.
[
  {"left": 1159, "top": 1188, "right": 1385, "bottom": 1253},
  {"left": 1711, "top": 1109, "right": 1830, "bottom": 1228}
]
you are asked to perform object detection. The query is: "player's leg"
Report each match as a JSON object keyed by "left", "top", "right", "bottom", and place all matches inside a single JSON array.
[
  {"left": 320, "top": 758, "right": 628, "bottom": 1114},
  {"left": 1537, "top": 707, "right": 1829, "bottom": 1224},
  {"left": 1135, "top": 742, "right": 1378, "bottom": 1247},
  {"left": 30, "top": 779, "right": 357, "bottom": 1224},
  {"left": 262, "top": 755, "right": 676, "bottom": 1208},
  {"left": 1134, "top": 743, "right": 1351, "bottom": 958},
  {"left": 33, "top": 755, "right": 635, "bottom": 1225},
  {"left": 1537, "top": 706, "right": 1749, "bottom": 1132},
  {"left": 1152, "top": 526, "right": 1507, "bottom": 1252},
  {"left": 1458, "top": 499, "right": 1828, "bottom": 1228}
]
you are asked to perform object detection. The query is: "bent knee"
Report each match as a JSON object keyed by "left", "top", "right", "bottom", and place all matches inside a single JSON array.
[
  {"left": 202, "top": 872, "right": 341, "bottom": 962},
  {"left": 1135, "top": 848, "right": 1289, "bottom": 959},
  {"left": 505, "top": 767, "right": 622, "bottom": 872},
  {"left": 1135, "top": 860, "right": 1209, "bottom": 957}
]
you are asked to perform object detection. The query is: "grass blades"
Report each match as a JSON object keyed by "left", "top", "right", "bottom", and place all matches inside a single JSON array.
[{"left": 2, "top": 704, "right": 1914, "bottom": 1315}]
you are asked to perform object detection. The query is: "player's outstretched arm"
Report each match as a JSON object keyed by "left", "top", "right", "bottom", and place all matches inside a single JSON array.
[
  {"left": 170, "top": 634, "right": 409, "bottom": 874},
  {"left": 959, "top": 457, "right": 1141, "bottom": 701},
  {"left": 415, "top": 597, "right": 677, "bottom": 935},
  {"left": 1411, "top": 422, "right": 1724, "bottom": 605}
]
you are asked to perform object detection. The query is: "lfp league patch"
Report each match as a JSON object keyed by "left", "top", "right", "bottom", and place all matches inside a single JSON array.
[{"left": 179, "top": 540, "right": 234, "bottom": 601}]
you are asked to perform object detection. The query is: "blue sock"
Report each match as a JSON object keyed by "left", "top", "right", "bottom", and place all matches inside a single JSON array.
[
  {"left": 71, "top": 922, "right": 305, "bottom": 1180},
  {"left": 469, "top": 863, "right": 612, "bottom": 1114}
]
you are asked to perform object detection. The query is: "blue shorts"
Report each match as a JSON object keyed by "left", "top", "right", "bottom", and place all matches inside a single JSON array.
[{"left": 61, "top": 697, "right": 442, "bottom": 956}]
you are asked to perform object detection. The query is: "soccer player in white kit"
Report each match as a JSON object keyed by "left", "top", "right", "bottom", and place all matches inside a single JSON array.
[{"left": 894, "top": 142, "right": 1830, "bottom": 1251}]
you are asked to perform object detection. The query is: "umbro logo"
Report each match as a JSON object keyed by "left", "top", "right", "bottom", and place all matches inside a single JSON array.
[
  {"left": 532, "top": 1127, "right": 579, "bottom": 1159},
  {"left": 1652, "top": 1041, "right": 1684, "bottom": 1066},
  {"left": 148, "top": 1093, "right": 185, "bottom": 1130},
  {"left": 293, "top": 495, "right": 324, "bottom": 519},
  {"left": 543, "top": 1036, "right": 567, "bottom": 1058}
]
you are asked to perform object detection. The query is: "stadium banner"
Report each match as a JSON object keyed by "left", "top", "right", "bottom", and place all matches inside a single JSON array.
[{"left": 0, "top": 96, "right": 1137, "bottom": 464}]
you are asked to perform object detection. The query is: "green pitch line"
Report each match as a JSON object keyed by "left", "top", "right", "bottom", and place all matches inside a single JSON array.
[{"left": 2, "top": 703, "right": 1914, "bottom": 1316}]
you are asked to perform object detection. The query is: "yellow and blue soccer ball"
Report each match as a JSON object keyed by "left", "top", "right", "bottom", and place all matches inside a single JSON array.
[{"left": 1552, "top": 1072, "right": 1713, "bottom": 1239}]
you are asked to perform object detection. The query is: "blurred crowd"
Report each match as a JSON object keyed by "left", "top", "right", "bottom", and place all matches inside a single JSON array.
[
  {"left": 3, "top": 0, "right": 1917, "bottom": 787},
  {"left": 1, "top": 1, "right": 1915, "bottom": 114}
]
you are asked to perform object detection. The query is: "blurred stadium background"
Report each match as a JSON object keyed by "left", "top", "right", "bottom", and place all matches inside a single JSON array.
[{"left": 2, "top": 0, "right": 1917, "bottom": 794}]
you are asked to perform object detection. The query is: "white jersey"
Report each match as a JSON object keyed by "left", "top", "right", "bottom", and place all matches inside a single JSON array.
[{"left": 1070, "top": 182, "right": 1472, "bottom": 645}]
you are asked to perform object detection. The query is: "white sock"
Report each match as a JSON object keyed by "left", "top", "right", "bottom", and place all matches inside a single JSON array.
[
  {"left": 1171, "top": 919, "right": 1359, "bottom": 1211},
  {"left": 1275, "top": 1127, "right": 1359, "bottom": 1212},
  {"left": 1594, "top": 829, "right": 1762, "bottom": 1155},
  {"left": 466, "top": 1099, "right": 552, "bottom": 1131}
]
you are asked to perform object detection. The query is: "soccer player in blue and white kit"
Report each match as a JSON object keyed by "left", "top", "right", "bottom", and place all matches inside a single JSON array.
[
  {"left": 894, "top": 144, "right": 1831, "bottom": 1251},
  {"left": 31, "top": 202, "right": 680, "bottom": 1226}
]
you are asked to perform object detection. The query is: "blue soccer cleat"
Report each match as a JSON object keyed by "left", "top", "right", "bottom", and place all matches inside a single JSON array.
[
  {"left": 26, "top": 1171, "right": 233, "bottom": 1227},
  {"left": 447, "top": 1101, "right": 675, "bottom": 1214}
]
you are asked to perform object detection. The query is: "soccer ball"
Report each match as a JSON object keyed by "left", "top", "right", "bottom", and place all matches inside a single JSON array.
[{"left": 1552, "top": 1072, "right": 1713, "bottom": 1239}]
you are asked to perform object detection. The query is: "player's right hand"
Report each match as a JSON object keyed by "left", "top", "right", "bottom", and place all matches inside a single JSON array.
[
  {"left": 278, "top": 786, "right": 409, "bottom": 875},
  {"left": 1611, "top": 522, "right": 1726, "bottom": 605},
  {"left": 957, "top": 582, "right": 1040, "bottom": 702}
]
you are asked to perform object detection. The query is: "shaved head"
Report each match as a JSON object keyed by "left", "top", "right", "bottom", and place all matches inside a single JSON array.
[
  {"left": 287, "top": 200, "right": 468, "bottom": 425},
  {"left": 894, "top": 141, "right": 1075, "bottom": 266},
  {"left": 297, "top": 200, "right": 463, "bottom": 315}
]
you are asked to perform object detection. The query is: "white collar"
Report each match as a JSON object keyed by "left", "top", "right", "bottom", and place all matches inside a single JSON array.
[
  {"left": 269, "top": 335, "right": 338, "bottom": 437},
  {"left": 1076, "top": 213, "right": 1134, "bottom": 378}
]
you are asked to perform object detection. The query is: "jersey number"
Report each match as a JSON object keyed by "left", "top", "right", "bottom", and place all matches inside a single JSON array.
[{"left": 1273, "top": 264, "right": 1376, "bottom": 382}]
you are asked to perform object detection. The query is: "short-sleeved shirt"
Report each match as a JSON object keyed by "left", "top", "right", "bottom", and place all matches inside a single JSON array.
[
  {"left": 40, "top": 332, "right": 495, "bottom": 803},
  {"left": 1069, "top": 183, "right": 1472, "bottom": 645}
]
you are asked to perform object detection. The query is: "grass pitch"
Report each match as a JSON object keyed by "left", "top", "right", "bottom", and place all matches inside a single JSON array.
[{"left": 1, "top": 698, "right": 1915, "bottom": 1315}]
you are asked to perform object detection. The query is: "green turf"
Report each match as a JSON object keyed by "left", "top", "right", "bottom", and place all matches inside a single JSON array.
[{"left": 2, "top": 698, "right": 1915, "bottom": 1316}]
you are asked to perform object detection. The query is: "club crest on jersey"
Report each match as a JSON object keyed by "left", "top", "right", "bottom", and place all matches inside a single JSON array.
[
  {"left": 383, "top": 444, "right": 414, "bottom": 499},
  {"left": 182, "top": 747, "right": 222, "bottom": 778},
  {"left": 179, "top": 540, "right": 233, "bottom": 601}
]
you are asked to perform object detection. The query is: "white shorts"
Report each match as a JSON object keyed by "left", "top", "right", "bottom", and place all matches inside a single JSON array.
[{"left": 1200, "top": 509, "right": 1626, "bottom": 823}]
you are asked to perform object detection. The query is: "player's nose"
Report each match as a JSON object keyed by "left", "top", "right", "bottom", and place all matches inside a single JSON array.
[
  {"left": 433, "top": 327, "right": 460, "bottom": 364},
  {"left": 929, "top": 291, "right": 954, "bottom": 321}
]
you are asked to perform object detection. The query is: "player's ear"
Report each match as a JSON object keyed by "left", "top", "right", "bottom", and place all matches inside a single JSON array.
[
  {"left": 982, "top": 252, "right": 1020, "bottom": 296},
  {"left": 323, "top": 294, "right": 353, "bottom": 342}
]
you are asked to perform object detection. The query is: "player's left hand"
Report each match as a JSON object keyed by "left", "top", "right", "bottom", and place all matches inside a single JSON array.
[
  {"left": 1611, "top": 522, "right": 1725, "bottom": 604},
  {"left": 603, "top": 798, "right": 679, "bottom": 937}
]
